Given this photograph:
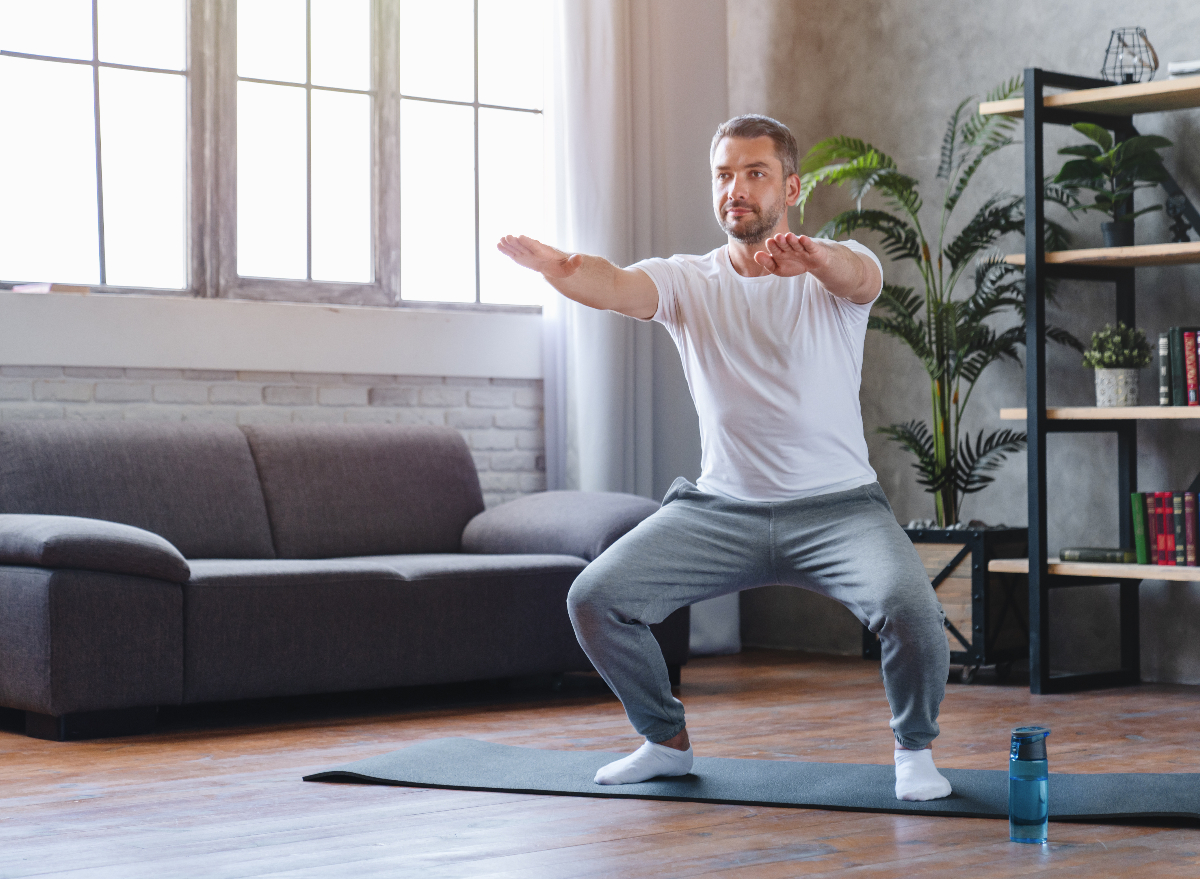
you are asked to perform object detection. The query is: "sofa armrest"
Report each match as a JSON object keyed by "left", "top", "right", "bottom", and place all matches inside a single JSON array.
[
  {"left": 461, "top": 491, "right": 660, "bottom": 562},
  {"left": 0, "top": 515, "right": 191, "bottom": 584}
]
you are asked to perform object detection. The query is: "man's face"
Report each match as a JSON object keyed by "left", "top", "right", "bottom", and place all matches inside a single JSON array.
[{"left": 711, "top": 135, "right": 795, "bottom": 244}]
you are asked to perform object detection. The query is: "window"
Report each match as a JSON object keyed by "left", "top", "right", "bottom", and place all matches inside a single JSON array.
[
  {"left": 0, "top": 0, "right": 550, "bottom": 309},
  {"left": 0, "top": 0, "right": 188, "bottom": 290}
]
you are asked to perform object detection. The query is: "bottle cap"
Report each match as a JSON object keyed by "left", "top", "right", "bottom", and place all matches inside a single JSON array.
[{"left": 1011, "top": 726, "right": 1050, "bottom": 761}]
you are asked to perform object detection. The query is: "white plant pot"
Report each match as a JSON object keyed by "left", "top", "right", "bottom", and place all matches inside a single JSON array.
[{"left": 1094, "top": 367, "right": 1139, "bottom": 407}]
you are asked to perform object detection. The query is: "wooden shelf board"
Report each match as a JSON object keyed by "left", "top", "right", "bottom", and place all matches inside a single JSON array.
[
  {"left": 1004, "top": 241, "right": 1200, "bottom": 268},
  {"left": 1000, "top": 406, "right": 1200, "bottom": 420},
  {"left": 979, "top": 76, "right": 1200, "bottom": 118},
  {"left": 989, "top": 557, "right": 1200, "bottom": 582}
]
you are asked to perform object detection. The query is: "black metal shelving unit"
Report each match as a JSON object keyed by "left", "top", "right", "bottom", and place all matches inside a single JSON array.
[{"left": 1010, "top": 68, "right": 1200, "bottom": 694}]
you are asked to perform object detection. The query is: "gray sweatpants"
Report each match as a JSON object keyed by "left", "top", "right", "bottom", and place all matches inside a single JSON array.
[{"left": 567, "top": 478, "right": 949, "bottom": 750}]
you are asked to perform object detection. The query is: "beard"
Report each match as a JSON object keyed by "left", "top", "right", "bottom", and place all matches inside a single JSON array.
[{"left": 717, "top": 195, "right": 787, "bottom": 244}]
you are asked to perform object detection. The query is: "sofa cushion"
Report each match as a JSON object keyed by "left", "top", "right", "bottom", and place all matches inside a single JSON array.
[
  {"left": 240, "top": 424, "right": 485, "bottom": 559},
  {"left": 0, "top": 422, "right": 275, "bottom": 559},
  {"left": 182, "top": 555, "right": 590, "bottom": 703},
  {"left": 462, "top": 491, "right": 661, "bottom": 561},
  {"left": 0, "top": 514, "right": 190, "bottom": 583},
  {"left": 347, "top": 553, "right": 588, "bottom": 580}
]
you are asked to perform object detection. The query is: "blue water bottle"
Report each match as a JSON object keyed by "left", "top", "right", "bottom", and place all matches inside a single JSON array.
[{"left": 1009, "top": 726, "right": 1050, "bottom": 844}]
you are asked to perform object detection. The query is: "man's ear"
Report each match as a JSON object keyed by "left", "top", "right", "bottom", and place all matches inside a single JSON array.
[{"left": 785, "top": 173, "right": 802, "bottom": 206}]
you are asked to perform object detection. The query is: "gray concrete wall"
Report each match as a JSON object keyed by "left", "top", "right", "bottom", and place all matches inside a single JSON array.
[{"left": 729, "top": 1, "right": 1200, "bottom": 682}]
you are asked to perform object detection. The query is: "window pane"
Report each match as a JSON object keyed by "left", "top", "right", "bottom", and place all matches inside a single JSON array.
[
  {"left": 311, "top": 0, "right": 369, "bottom": 91},
  {"left": 0, "top": 57, "right": 99, "bottom": 284},
  {"left": 478, "top": 0, "right": 546, "bottom": 110},
  {"left": 479, "top": 109, "right": 545, "bottom": 306},
  {"left": 97, "top": 0, "right": 185, "bottom": 71},
  {"left": 312, "top": 90, "right": 371, "bottom": 283},
  {"left": 238, "top": 0, "right": 305, "bottom": 84},
  {"left": 237, "top": 81, "right": 307, "bottom": 279},
  {"left": 400, "top": 100, "right": 474, "bottom": 302},
  {"left": 0, "top": 0, "right": 93, "bottom": 61},
  {"left": 399, "top": 0, "right": 472, "bottom": 102},
  {"left": 100, "top": 68, "right": 186, "bottom": 289}
]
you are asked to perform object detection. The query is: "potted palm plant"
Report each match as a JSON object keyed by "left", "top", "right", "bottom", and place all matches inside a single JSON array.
[
  {"left": 1053, "top": 123, "right": 1172, "bottom": 247},
  {"left": 798, "top": 79, "right": 1082, "bottom": 679},
  {"left": 798, "top": 77, "right": 1080, "bottom": 528}
]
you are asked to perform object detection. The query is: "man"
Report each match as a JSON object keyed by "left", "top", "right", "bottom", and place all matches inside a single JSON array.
[{"left": 497, "top": 114, "right": 952, "bottom": 802}]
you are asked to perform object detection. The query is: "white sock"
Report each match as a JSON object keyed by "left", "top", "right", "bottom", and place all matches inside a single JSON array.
[
  {"left": 894, "top": 748, "right": 952, "bottom": 801},
  {"left": 594, "top": 740, "right": 694, "bottom": 785}
]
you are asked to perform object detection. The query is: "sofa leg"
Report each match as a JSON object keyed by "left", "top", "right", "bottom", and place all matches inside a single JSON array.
[
  {"left": 667, "top": 664, "right": 682, "bottom": 687},
  {"left": 25, "top": 707, "right": 158, "bottom": 741}
]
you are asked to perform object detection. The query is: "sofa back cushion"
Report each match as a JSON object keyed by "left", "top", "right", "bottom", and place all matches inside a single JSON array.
[
  {"left": 0, "top": 422, "right": 276, "bottom": 559},
  {"left": 239, "top": 424, "right": 485, "bottom": 558}
]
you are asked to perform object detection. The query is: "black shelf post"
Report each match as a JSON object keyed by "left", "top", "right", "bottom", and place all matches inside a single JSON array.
[{"left": 1023, "top": 68, "right": 1051, "bottom": 694}]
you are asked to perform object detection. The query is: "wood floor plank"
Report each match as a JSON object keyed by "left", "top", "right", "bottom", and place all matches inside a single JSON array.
[{"left": 2, "top": 650, "right": 1198, "bottom": 878}]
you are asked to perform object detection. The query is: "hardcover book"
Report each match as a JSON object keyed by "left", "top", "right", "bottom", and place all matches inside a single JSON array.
[
  {"left": 1160, "top": 332, "right": 1172, "bottom": 406},
  {"left": 1186, "top": 492, "right": 1198, "bottom": 567},
  {"left": 1059, "top": 548, "right": 1137, "bottom": 563},
  {"left": 1163, "top": 491, "right": 1178, "bottom": 565},
  {"left": 1170, "top": 328, "right": 1187, "bottom": 406},
  {"left": 1186, "top": 332, "right": 1199, "bottom": 406},
  {"left": 1131, "top": 492, "right": 1149, "bottom": 564},
  {"left": 1147, "top": 492, "right": 1160, "bottom": 564},
  {"left": 1175, "top": 492, "right": 1187, "bottom": 566}
]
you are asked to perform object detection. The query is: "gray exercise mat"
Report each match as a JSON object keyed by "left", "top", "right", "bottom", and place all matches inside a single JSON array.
[{"left": 303, "top": 737, "right": 1200, "bottom": 821}]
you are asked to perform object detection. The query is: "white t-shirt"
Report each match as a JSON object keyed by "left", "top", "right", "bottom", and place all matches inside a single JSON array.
[{"left": 633, "top": 239, "right": 883, "bottom": 502}]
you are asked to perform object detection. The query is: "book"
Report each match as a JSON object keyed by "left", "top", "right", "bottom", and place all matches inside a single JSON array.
[
  {"left": 1167, "top": 59, "right": 1200, "bottom": 77},
  {"left": 1147, "top": 492, "right": 1159, "bottom": 564},
  {"left": 1163, "top": 492, "right": 1177, "bottom": 565},
  {"left": 1160, "top": 332, "right": 1172, "bottom": 406},
  {"left": 1175, "top": 492, "right": 1187, "bottom": 565},
  {"left": 1186, "top": 492, "right": 1198, "bottom": 567},
  {"left": 1060, "top": 548, "right": 1137, "bottom": 563},
  {"left": 1132, "top": 492, "right": 1149, "bottom": 564},
  {"left": 1186, "top": 332, "right": 1199, "bottom": 405},
  {"left": 1170, "top": 327, "right": 1188, "bottom": 406}
]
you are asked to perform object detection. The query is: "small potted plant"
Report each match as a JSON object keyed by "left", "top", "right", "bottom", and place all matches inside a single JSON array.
[
  {"left": 1082, "top": 322, "right": 1152, "bottom": 406},
  {"left": 1053, "top": 122, "right": 1172, "bottom": 247}
]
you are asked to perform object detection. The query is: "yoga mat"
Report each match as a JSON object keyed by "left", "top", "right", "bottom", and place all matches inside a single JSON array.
[{"left": 304, "top": 737, "right": 1200, "bottom": 821}]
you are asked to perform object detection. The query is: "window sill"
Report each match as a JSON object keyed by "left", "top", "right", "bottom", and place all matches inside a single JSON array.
[{"left": 0, "top": 289, "right": 543, "bottom": 379}]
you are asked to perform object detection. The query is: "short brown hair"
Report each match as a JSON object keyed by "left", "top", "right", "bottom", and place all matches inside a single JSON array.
[{"left": 710, "top": 115, "right": 799, "bottom": 180}]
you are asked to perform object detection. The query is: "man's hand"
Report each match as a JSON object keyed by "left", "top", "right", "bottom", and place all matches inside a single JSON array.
[
  {"left": 495, "top": 234, "right": 658, "bottom": 319},
  {"left": 498, "top": 234, "right": 582, "bottom": 279},
  {"left": 754, "top": 233, "right": 881, "bottom": 305},
  {"left": 753, "top": 233, "right": 829, "bottom": 277}
]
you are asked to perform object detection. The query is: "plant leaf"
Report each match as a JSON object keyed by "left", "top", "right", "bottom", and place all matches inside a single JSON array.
[{"left": 1071, "top": 122, "right": 1113, "bottom": 152}]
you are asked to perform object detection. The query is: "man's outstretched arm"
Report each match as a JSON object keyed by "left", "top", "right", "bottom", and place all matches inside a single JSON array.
[
  {"left": 497, "top": 235, "right": 658, "bottom": 319},
  {"left": 754, "top": 233, "right": 882, "bottom": 305}
]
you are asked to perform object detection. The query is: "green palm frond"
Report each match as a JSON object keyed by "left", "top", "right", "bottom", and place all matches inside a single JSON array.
[
  {"left": 937, "top": 98, "right": 971, "bottom": 181},
  {"left": 953, "top": 429, "right": 1028, "bottom": 495},
  {"left": 877, "top": 421, "right": 943, "bottom": 491},
  {"left": 818, "top": 209, "right": 922, "bottom": 262},
  {"left": 944, "top": 195, "right": 1024, "bottom": 271}
]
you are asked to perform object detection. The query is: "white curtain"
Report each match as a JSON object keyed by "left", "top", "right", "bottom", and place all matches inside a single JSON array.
[
  {"left": 545, "top": 0, "right": 740, "bottom": 655},
  {"left": 544, "top": 0, "right": 654, "bottom": 497}
]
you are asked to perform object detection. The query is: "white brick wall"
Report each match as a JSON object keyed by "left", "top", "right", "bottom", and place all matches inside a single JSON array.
[{"left": 0, "top": 365, "right": 545, "bottom": 508}]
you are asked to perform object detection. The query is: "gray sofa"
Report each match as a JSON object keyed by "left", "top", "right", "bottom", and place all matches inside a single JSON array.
[{"left": 0, "top": 422, "right": 687, "bottom": 740}]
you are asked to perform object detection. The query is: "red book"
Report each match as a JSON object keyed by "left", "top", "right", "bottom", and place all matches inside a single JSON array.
[
  {"left": 1186, "top": 492, "right": 1198, "bottom": 567},
  {"left": 1187, "top": 332, "right": 1200, "bottom": 405},
  {"left": 1147, "top": 493, "right": 1159, "bottom": 564},
  {"left": 1162, "top": 492, "right": 1177, "bottom": 565}
]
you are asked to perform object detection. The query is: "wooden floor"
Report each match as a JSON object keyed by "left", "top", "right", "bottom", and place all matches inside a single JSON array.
[{"left": 2, "top": 650, "right": 1199, "bottom": 878}]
